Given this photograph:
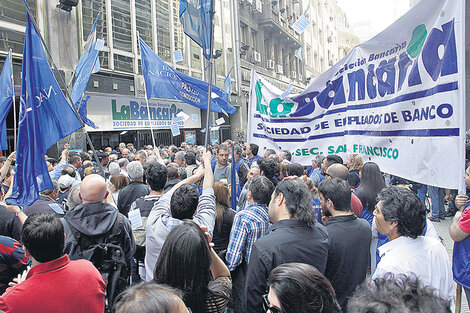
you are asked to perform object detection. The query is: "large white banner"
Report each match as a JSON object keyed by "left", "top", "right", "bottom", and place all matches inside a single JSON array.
[
  {"left": 84, "top": 94, "right": 201, "bottom": 132},
  {"left": 248, "top": 0, "right": 465, "bottom": 190}
]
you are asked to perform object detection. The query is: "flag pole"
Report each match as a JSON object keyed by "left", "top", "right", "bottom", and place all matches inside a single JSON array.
[
  {"left": 22, "top": 2, "right": 105, "bottom": 177},
  {"left": 9, "top": 49, "right": 16, "bottom": 151},
  {"left": 204, "top": 0, "right": 215, "bottom": 147},
  {"left": 137, "top": 33, "right": 157, "bottom": 149}
]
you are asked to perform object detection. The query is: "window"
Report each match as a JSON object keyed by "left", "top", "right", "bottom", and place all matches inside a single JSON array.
[
  {"left": 135, "top": 0, "right": 152, "bottom": 47},
  {"left": 173, "top": 0, "right": 187, "bottom": 66},
  {"left": 156, "top": 0, "right": 171, "bottom": 62},
  {"left": 0, "top": 0, "right": 37, "bottom": 54},
  {"left": 111, "top": 0, "right": 132, "bottom": 52}
]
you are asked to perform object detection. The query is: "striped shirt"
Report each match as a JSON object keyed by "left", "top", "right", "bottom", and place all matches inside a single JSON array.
[
  {"left": 0, "top": 236, "right": 29, "bottom": 292},
  {"left": 225, "top": 203, "right": 269, "bottom": 271}
]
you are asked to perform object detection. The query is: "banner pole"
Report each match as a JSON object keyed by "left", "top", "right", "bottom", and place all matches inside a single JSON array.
[
  {"left": 137, "top": 33, "right": 157, "bottom": 149},
  {"left": 22, "top": 2, "right": 105, "bottom": 177},
  {"left": 9, "top": 49, "right": 17, "bottom": 151},
  {"left": 204, "top": 0, "right": 215, "bottom": 147}
]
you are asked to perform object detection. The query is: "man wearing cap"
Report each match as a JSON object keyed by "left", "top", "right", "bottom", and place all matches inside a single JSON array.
[
  {"left": 57, "top": 175, "right": 75, "bottom": 207},
  {"left": 22, "top": 180, "right": 65, "bottom": 217}
]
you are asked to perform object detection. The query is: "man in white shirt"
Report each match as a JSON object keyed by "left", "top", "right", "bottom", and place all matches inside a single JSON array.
[{"left": 372, "top": 186, "right": 453, "bottom": 302}]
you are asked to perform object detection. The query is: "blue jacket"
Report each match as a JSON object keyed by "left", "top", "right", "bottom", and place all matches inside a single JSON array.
[{"left": 453, "top": 202, "right": 470, "bottom": 289}]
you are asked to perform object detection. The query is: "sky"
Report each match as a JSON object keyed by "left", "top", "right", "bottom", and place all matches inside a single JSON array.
[{"left": 336, "top": 0, "right": 413, "bottom": 43}]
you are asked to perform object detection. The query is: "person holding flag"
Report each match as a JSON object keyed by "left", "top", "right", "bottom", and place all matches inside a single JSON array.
[{"left": 6, "top": 4, "right": 82, "bottom": 207}]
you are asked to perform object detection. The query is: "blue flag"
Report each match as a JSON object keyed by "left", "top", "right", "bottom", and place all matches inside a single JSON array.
[
  {"left": 224, "top": 65, "right": 234, "bottom": 101},
  {"left": 6, "top": 12, "right": 82, "bottom": 206},
  {"left": 0, "top": 51, "right": 14, "bottom": 151},
  {"left": 139, "top": 37, "right": 236, "bottom": 114},
  {"left": 71, "top": 14, "right": 101, "bottom": 128},
  {"left": 179, "top": 0, "right": 212, "bottom": 60}
]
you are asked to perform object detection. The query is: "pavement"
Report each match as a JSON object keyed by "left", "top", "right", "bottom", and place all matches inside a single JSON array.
[{"left": 431, "top": 214, "right": 469, "bottom": 313}]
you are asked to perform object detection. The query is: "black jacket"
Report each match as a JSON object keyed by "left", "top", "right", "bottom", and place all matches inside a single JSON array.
[
  {"left": 0, "top": 206, "right": 22, "bottom": 242},
  {"left": 62, "top": 202, "right": 136, "bottom": 265},
  {"left": 324, "top": 214, "right": 372, "bottom": 311},
  {"left": 117, "top": 181, "right": 150, "bottom": 216},
  {"left": 243, "top": 219, "right": 329, "bottom": 313},
  {"left": 23, "top": 195, "right": 64, "bottom": 217}
]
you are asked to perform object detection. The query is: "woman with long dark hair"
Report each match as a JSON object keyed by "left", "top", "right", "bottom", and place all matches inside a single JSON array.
[
  {"left": 356, "top": 162, "right": 386, "bottom": 226},
  {"left": 212, "top": 181, "right": 235, "bottom": 254},
  {"left": 153, "top": 221, "right": 231, "bottom": 313},
  {"left": 265, "top": 263, "right": 341, "bottom": 313}
]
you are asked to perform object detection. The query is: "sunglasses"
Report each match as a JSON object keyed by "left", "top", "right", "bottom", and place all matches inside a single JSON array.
[
  {"left": 324, "top": 172, "right": 333, "bottom": 178},
  {"left": 263, "top": 294, "right": 282, "bottom": 313}
]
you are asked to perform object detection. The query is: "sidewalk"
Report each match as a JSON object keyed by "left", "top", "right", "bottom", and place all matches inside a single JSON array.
[{"left": 431, "top": 215, "right": 469, "bottom": 313}]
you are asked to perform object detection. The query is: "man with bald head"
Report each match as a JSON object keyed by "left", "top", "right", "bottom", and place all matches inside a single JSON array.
[
  {"left": 324, "top": 163, "right": 363, "bottom": 218},
  {"left": 62, "top": 174, "right": 135, "bottom": 269}
]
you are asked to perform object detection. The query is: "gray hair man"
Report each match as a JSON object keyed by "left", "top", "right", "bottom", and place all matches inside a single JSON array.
[{"left": 117, "top": 161, "right": 150, "bottom": 216}]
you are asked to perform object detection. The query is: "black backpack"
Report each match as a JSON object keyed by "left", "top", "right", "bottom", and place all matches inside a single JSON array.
[{"left": 64, "top": 215, "right": 129, "bottom": 311}]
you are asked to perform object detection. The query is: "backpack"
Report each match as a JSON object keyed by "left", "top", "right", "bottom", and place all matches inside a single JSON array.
[
  {"left": 131, "top": 196, "right": 160, "bottom": 247},
  {"left": 64, "top": 215, "right": 129, "bottom": 311}
]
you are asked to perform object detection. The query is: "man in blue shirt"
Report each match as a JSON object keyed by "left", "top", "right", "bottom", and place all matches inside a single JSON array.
[
  {"left": 246, "top": 143, "right": 261, "bottom": 168},
  {"left": 309, "top": 154, "right": 325, "bottom": 187}
]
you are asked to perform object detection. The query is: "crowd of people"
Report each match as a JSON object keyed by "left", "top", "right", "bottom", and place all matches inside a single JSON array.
[{"left": 0, "top": 138, "right": 467, "bottom": 313}]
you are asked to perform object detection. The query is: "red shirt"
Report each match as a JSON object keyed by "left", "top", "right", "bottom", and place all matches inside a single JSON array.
[
  {"left": 351, "top": 193, "right": 363, "bottom": 218},
  {"left": 458, "top": 206, "right": 470, "bottom": 233},
  {"left": 0, "top": 255, "right": 106, "bottom": 313}
]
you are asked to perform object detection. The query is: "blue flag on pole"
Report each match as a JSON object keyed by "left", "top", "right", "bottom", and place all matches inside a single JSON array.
[
  {"left": 224, "top": 65, "right": 234, "bottom": 101},
  {"left": 71, "top": 14, "right": 102, "bottom": 129},
  {"left": 179, "top": 0, "right": 212, "bottom": 60},
  {"left": 6, "top": 12, "right": 82, "bottom": 206},
  {"left": 139, "top": 37, "right": 236, "bottom": 114},
  {"left": 0, "top": 51, "right": 14, "bottom": 151}
]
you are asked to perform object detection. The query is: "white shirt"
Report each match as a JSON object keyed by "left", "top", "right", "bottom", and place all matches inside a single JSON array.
[{"left": 373, "top": 236, "right": 453, "bottom": 301}]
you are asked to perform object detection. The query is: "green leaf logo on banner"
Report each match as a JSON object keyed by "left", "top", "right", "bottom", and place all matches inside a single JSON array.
[{"left": 407, "top": 24, "right": 427, "bottom": 58}]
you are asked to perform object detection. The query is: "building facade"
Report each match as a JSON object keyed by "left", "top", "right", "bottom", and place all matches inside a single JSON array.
[{"left": 0, "top": 0, "right": 357, "bottom": 152}]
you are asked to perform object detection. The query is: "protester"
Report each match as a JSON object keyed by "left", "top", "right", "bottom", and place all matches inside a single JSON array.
[
  {"left": 243, "top": 177, "right": 329, "bottom": 312},
  {"left": 246, "top": 143, "right": 260, "bottom": 167},
  {"left": 117, "top": 161, "right": 150, "bottom": 216},
  {"left": 279, "top": 150, "right": 292, "bottom": 164},
  {"left": 0, "top": 235, "right": 29, "bottom": 294},
  {"left": 153, "top": 221, "right": 231, "bottom": 313},
  {"left": 213, "top": 145, "right": 238, "bottom": 188},
  {"left": 286, "top": 163, "right": 305, "bottom": 177},
  {"left": 110, "top": 174, "right": 129, "bottom": 205},
  {"left": 113, "top": 282, "right": 189, "bottom": 313},
  {"left": 321, "top": 154, "right": 343, "bottom": 176},
  {"left": 0, "top": 213, "right": 106, "bottom": 312},
  {"left": 309, "top": 154, "right": 325, "bottom": 187},
  {"left": 356, "top": 162, "right": 386, "bottom": 225},
  {"left": 429, "top": 184, "right": 446, "bottom": 222},
  {"left": 22, "top": 180, "right": 64, "bottom": 216},
  {"left": 57, "top": 174, "right": 74, "bottom": 206},
  {"left": 257, "top": 157, "right": 279, "bottom": 186},
  {"left": 324, "top": 164, "right": 363, "bottom": 218},
  {"left": 164, "top": 163, "right": 181, "bottom": 193},
  {"left": 144, "top": 149, "right": 215, "bottom": 281},
  {"left": 449, "top": 164, "right": 470, "bottom": 308},
  {"left": 212, "top": 181, "right": 235, "bottom": 254},
  {"left": 347, "top": 154, "right": 363, "bottom": 189},
  {"left": 135, "top": 150, "right": 148, "bottom": 163},
  {"left": 266, "top": 263, "right": 341, "bottom": 313},
  {"left": 174, "top": 151, "right": 186, "bottom": 168},
  {"left": 372, "top": 186, "right": 453, "bottom": 301},
  {"left": 62, "top": 174, "right": 135, "bottom": 269},
  {"left": 348, "top": 274, "right": 451, "bottom": 313},
  {"left": 318, "top": 178, "right": 371, "bottom": 311},
  {"left": 237, "top": 166, "right": 260, "bottom": 211},
  {"left": 233, "top": 145, "right": 250, "bottom": 195},
  {"left": 226, "top": 176, "right": 274, "bottom": 312},
  {"left": 0, "top": 204, "right": 24, "bottom": 242}
]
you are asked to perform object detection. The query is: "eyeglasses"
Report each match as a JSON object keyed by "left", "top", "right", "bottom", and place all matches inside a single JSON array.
[{"left": 263, "top": 294, "right": 282, "bottom": 313}]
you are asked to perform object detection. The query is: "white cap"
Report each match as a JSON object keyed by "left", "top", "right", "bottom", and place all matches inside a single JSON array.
[{"left": 58, "top": 174, "right": 74, "bottom": 189}]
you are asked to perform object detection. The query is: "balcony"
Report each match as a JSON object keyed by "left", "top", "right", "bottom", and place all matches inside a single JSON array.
[{"left": 258, "top": 3, "right": 302, "bottom": 48}]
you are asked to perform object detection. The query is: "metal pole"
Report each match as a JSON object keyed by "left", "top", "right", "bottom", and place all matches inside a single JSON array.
[
  {"left": 22, "top": 3, "right": 105, "bottom": 177},
  {"left": 204, "top": 0, "right": 215, "bottom": 147},
  {"left": 137, "top": 33, "right": 157, "bottom": 148},
  {"left": 9, "top": 49, "right": 17, "bottom": 151}
]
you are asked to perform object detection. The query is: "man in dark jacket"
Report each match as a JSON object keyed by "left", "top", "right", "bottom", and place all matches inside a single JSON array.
[
  {"left": 117, "top": 161, "right": 150, "bottom": 216},
  {"left": 243, "top": 177, "right": 329, "bottom": 313},
  {"left": 23, "top": 180, "right": 65, "bottom": 217},
  {"left": 163, "top": 163, "right": 181, "bottom": 193},
  {"left": 62, "top": 174, "right": 135, "bottom": 267},
  {"left": 319, "top": 178, "right": 371, "bottom": 311}
]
